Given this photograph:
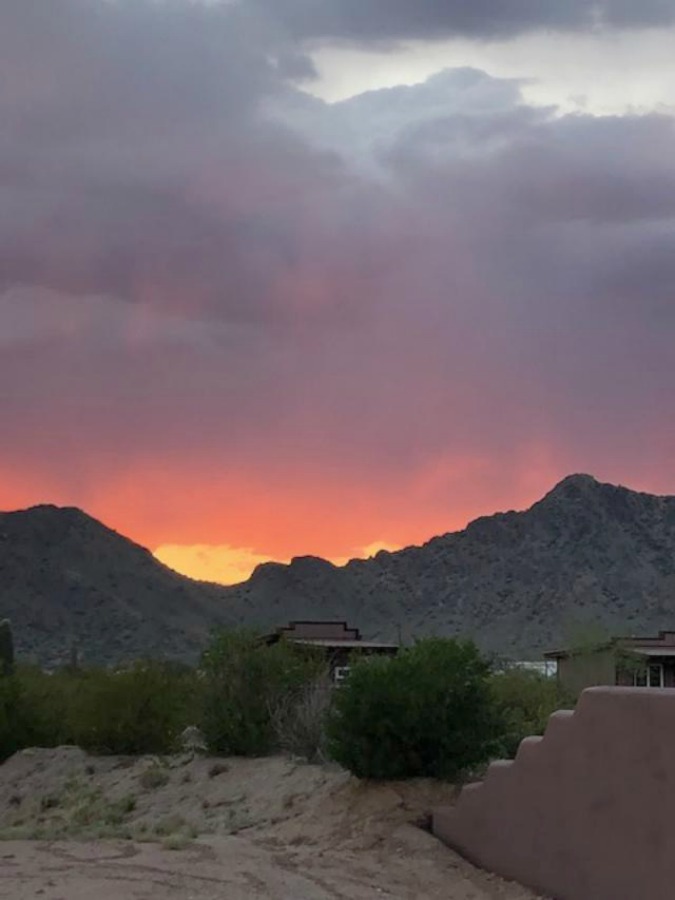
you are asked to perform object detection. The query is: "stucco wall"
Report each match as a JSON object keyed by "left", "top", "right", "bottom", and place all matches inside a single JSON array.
[
  {"left": 433, "top": 687, "right": 675, "bottom": 900},
  {"left": 557, "top": 648, "right": 617, "bottom": 695}
]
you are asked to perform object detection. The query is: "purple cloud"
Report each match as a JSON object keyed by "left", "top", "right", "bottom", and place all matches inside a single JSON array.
[{"left": 1, "top": 0, "right": 674, "bottom": 563}]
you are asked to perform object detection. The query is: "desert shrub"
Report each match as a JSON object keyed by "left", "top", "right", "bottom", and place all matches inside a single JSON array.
[
  {"left": 1, "top": 661, "right": 200, "bottom": 759},
  {"left": 66, "top": 661, "right": 199, "bottom": 755},
  {"left": 270, "top": 671, "right": 334, "bottom": 762},
  {"left": 489, "top": 668, "right": 572, "bottom": 757},
  {"left": 14, "top": 665, "right": 86, "bottom": 748},
  {"left": 200, "top": 629, "right": 324, "bottom": 756},
  {"left": 326, "top": 638, "right": 501, "bottom": 780},
  {"left": 139, "top": 763, "right": 170, "bottom": 790},
  {"left": 0, "top": 665, "right": 66, "bottom": 759}
]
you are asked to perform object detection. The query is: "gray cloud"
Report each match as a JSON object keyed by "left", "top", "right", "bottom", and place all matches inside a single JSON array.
[
  {"left": 2, "top": 0, "right": 675, "bottom": 552},
  {"left": 0, "top": 0, "right": 353, "bottom": 321},
  {"left": 248, "top": 0, "right": 675, "bottom": 42}
]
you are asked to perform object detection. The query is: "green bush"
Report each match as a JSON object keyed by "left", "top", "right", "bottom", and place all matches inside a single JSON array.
[
  {"left": 15, "top": 665, "right": 85, "bottom": 748},
  {"left": 326, "top": 638, "right": 501, "bottom": 780},
  {"left": 489, "top": 668, "right": 570, "bottom": 758},
  {"left": 65, "top": 662, "right": 198, "bottom": 755},
  {"left": 200, "top": 629, "right": 324, "bottom": 756},
  {"left": 0, "top": 662, "right": 199, "bottom": 760}
]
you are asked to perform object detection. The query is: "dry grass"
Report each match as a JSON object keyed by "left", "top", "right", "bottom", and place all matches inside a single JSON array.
[
  {"left": 139, "top": 764, "right": 170, "bottom": 790},
  {"left": 269, "top": 673, "right": 334, "bottom": 762}
]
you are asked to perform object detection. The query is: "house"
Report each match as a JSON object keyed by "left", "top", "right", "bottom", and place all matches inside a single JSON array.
[
  {"left": 262, "top": 620, "right": 399, "bottom": 683},
  {"left": 544, "top": 630, "right": 675, "bottom": 695}
]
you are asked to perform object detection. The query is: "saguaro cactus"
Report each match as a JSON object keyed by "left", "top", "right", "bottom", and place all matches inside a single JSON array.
[
  {"left": 0, "top": 619, "right": 14, "bottom": 677},
  {"left": 68, "top": 640, "right": 80, "bottom": 672}
]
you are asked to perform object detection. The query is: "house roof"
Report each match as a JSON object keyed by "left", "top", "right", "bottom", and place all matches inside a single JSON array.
[
  {"left": 544, "top": 631, "right": 675, "bottom": 660},
  {"left": 260, "top": 620, "right": 398, "bottom": 649},
  {"left": 288, "top": 638, "right": 399, "bottom": 650},
  {"left": 544, "top": 643, "right": 613, "bottom": 660}
]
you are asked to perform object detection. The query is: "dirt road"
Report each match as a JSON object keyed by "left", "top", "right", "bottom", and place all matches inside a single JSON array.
[{"left": 0, "top": 831, "right": 537, "bottom": 900}]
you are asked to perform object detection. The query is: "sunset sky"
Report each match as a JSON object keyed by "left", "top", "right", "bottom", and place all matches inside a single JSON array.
[{"left": 3, "top": 1, "right": 675, "bottom": 584}]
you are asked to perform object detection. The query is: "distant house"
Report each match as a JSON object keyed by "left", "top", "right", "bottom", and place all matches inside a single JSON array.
[
  {"left": 511, "top": 660, "right": 557, "bottom": 678},
  {"left": 262, "top": 620, "right": 399, "bottom": 683},
  {"left": 544, "top": 630, "right": 675, "bottom": 695}
]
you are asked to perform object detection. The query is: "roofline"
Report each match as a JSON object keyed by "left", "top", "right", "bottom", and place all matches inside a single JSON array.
[
  {"left": 289, "top": 638, "right": 400, "bottom": 649},
  {"left": 545, "top": 630, "right": 675, "bottom": 660},
  {"left": 544, "top": 639, "right": 615, "bottom": 660},
  {"left": 261, "top": 620, "right": 365, "bottom": 644},
  {"left": 279, "top": 620, "right": 357, "bottom": 628}
]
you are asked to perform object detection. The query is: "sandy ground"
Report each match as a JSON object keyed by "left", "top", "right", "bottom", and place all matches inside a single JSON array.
[{"left": 0, "top": 748, "right": 543, "bottom": 900}]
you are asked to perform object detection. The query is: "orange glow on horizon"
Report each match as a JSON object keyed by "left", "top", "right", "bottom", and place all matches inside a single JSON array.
[
  {"left": 5, "top": 443, "right": 674, "bottom": 588},
  {"left": 153, "top": 543, "right": 286, "bottom": 585},
  {"left": 154, "top": 539, "right": 401, "bottom": 584}
]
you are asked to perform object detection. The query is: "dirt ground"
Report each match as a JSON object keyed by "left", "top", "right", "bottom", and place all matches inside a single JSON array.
[{"left": 0, "top": 748, "right": 543, "bottom": 899}]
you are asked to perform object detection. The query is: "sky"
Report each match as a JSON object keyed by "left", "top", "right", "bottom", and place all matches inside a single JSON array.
[{"left": 2, "top": 0, "right": 675, "bottom": 584}]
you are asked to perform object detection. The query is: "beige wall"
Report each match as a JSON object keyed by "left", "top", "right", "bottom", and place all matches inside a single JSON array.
[
  {"left": 556, "top": 647, "right": 617, "bottom": 695},
  {"left": 433, "top": 687, "right": 675, "bottom": 900}
]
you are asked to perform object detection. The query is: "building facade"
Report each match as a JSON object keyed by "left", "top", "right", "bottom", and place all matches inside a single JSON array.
[
  {"left": 545, "top": 630, "right": 675, "bottom": 696},
  {"left": 262, "top": 620, "right": 399, "bottom": 682}
]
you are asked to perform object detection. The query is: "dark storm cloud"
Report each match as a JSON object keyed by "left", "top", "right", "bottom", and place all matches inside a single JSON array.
[
  {"left": 249, "top": 0, "right": 675, "bottom": 42},
  {"left": 2, "top": 0, "right": 675, "bottom": 555},
  {"left": 0, "top": 0, "right": 356, "bottom": 321}
]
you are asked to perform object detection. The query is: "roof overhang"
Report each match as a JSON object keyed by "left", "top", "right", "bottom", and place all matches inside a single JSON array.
[
  {"left": 290, "top": 638, "right": 399, "bottom": 650},
  {"left": 632, "top": 647, "right": 675, "bottom": 658}
]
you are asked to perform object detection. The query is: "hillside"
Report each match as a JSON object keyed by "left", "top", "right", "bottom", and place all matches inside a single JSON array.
[
  {"left": 3, "top": 475, "right": 675, "bottom": 664},
  {"left": 0, "top": 505, "right": 233, "bottom": 666},
  {"left": 226, "top": 474, "right": 675, "bottom": 656}
]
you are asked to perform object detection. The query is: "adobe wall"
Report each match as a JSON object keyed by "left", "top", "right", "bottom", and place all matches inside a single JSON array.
[
  {"left": 433, "top": 687, "right": 675, "bottom": 900},
  {"left": 557, "top": 648, "right": 617, "bottom": 695}
]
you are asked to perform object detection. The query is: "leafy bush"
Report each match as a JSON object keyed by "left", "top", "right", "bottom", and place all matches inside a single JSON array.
[
  {"left": 326, "top": 638, "right": 501, "bottom": 780},
  {"left": 65, "top": 662, "right": 198, "bottom": 755},
  {"left": 15, "top": 665, "right": 86, "bottom": 748},
  {"left": 200, "top": 629, "right": 324, "bottom": 756},
  {"left": 489, "top": 668, "right": 571, "bottom": 757}
]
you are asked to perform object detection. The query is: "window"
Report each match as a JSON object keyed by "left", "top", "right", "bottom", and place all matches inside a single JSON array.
[
  {"left": 333, "top": 665, "right": 351, "bottom": 684},
  {"left": 633, "top": 663, "right": 664, "bottom": 687}
]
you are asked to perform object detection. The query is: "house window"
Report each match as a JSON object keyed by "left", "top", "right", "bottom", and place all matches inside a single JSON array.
[
  {"left": 333, "top": 665, "right": 351, "bottom": 684},
  {"left": 633, "top": 663, "right": 664, "bottom": 688}
]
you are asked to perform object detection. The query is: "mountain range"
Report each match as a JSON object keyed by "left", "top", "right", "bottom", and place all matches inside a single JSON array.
[{"left": 2, "top": 474, "right": 675, "bottom": 665}]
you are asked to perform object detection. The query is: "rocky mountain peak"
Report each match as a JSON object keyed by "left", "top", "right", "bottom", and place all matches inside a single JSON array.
[{"left": 3, "top": 474, "right": 675, "bottom": 665}]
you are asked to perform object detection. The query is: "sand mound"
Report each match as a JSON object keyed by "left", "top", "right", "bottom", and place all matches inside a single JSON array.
[
  {"left": 0, "top": 748, "right": 543, "bottom": 899},
  {"left": 0, "top": 746, "right": 457, "bottom": 846}
]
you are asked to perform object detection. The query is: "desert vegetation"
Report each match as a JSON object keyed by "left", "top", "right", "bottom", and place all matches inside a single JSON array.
[{"left": 0, "top": 620, "right": 571, "bottom": 781}]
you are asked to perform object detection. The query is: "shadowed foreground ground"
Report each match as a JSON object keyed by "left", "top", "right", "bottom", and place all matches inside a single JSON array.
[
  {"left": 0, "top": 832, "right": 539, "bottom": 900},
  {"left": 0, "top": 748, "right": 543, "bottom": 899}
]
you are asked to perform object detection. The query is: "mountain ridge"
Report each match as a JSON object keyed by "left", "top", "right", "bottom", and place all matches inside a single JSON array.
[
  {"left": 3, "top": 473, "right": 675, "bottom": 664},
  {"left": 222, "top": 473, "right": 675, "bottom": 654}
]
